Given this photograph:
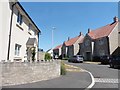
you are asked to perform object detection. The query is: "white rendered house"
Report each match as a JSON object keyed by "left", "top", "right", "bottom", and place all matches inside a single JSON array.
[{"left": 0, "top": 1, "right": 41, "bottom": 62}]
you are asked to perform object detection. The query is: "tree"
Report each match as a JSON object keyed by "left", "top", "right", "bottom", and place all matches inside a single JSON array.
[{"left": 44, "top": 53, "right": 51, "bottom": 61}]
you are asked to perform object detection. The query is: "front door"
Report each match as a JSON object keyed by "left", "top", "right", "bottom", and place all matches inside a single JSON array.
[{"left": 86, "top": 52, "right": 91, "bottom": 61}]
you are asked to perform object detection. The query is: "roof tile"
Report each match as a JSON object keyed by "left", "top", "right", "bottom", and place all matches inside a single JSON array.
[
  {"left": 65, "top": 35, "right": 84, "bottom": 46},
  {"left": 53, "top": 44, "right": 62, "bottom": 50},
  {"left": 88, "top": 21, "right": 118, "bottom": 39}
]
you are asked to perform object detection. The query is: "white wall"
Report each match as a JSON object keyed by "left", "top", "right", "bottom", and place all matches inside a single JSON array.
[
  {"left": 0, "top": 1, "right": 39, "bottom": 62},
  {"left": 0, "top": 2, "right": 11, "bottom": 61},
  {"left": 108, "top": 23, "right": 118, "bottom": 55},
  {"left": 74, "top": 35, "right": 84, "bottom": 55}
]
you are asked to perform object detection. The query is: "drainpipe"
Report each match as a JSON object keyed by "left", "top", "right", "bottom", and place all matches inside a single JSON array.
[
  {"left": 7, "top": 2, "right": 17, "bottom": 61},
  {"left": 38, "top": 32, "right": 41, "bottom": 61}
]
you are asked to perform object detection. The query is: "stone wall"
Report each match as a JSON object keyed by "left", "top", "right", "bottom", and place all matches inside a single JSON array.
[
  {"left": 37, "top": 51, "right": 45, "bottom": 60},
  {"left": 1, "top": 60, "right": 60, "bottom": 86}
]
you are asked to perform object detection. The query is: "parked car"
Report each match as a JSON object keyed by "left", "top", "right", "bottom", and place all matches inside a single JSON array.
[
  {"left": 109, "top": 56, "right": 120, "bottom": 68},
  {"left": 100, "top": 55, "right": 110, "bottom": 64},
  {"left": 68, "top": 55, "right": 84, "bottom": 63}
]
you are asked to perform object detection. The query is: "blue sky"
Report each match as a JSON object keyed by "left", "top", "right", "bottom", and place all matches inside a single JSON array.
[{"left": 20, "top": 2, "right": 118, "bottom": 51}]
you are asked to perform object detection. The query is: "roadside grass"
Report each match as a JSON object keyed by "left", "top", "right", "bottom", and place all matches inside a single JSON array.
[
  {"left": 84, "top": 61, "right": 101, "bottom": 64},
  {"left": 61, "top": 61, "right": 67, "bottom": 75}
]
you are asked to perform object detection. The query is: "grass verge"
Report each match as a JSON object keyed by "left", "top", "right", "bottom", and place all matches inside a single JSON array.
[{"left": 61, "top": 61, "right": 67, "bottom": 75}]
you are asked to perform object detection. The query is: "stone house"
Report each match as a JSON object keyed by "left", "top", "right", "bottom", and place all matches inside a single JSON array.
[
  {"left": 0, "top": 1, "right": 41, "bottom": 62},
  {"left": 81, "top": 17, "right": 120, "bottom": 61},
  {"left": 61, "top": 32, "right": 84, "bottom": 58},
  {"left": 53, "top": 44, "right": 62, "bottom": 59}
]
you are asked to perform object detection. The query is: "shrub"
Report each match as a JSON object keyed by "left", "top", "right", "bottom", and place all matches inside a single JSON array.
[
  {"left": 60, "top": 61, "right": 66, "bottom": 75},
  {"left": 44, "top": 53, "right": 51, "bottom": 61},
  {"left": 31, "top": 48, "right": 36, "bottom": 62}
]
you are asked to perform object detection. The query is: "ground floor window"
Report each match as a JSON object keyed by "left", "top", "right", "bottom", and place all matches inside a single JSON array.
[
  {"left": 15, "top": 44, "right": 21, "bottom": 56},
  {"left": 99, "top": 50, "right": 105, "bottom": 56}
]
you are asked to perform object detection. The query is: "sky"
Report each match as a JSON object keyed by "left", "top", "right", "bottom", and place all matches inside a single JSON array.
[{"left": 20, "top": 2, "right": 118, "bottom": 51}]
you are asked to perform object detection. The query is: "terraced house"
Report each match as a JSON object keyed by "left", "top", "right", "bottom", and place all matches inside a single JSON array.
[
  {"left": 0, "top": 1, "right": 41, "bottom": 62},
  {"left": 61, "top": 32, "right": 84, "bottom": 58},
  {"left": 81, "top": 17, "right": 120, "bottom": 61}
]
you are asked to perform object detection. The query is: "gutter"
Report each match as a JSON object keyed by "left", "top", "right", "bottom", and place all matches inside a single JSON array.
[{"left": 7, "top": 2, "right": 17, "bottom": 61}]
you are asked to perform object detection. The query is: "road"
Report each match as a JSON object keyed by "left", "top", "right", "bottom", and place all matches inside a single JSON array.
[{"left": 65, "top": 61, "right": 120, "bottom": 89}]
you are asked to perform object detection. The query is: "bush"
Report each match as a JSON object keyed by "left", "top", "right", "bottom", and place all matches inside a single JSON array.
[
  {"left": 31, "top": 48, "right": 36, "bottom": 62},
  {"left": 61, "top": 61, "right": 66, "bottom": 75},
  {"left": 44, "top": 53, "right": 51, "bottom": 61}
]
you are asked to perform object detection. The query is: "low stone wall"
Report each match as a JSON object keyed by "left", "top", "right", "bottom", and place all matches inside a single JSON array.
[{"left": 1, "top": 60, "right": 60, "bottom": 86}]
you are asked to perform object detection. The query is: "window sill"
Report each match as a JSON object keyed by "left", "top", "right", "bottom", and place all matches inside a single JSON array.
[
  {"left": 28, "top": 31, "right": 32, "bottom": 35},
  {"left": 16, "top": 24, "right": 23, "bottom": 31}
]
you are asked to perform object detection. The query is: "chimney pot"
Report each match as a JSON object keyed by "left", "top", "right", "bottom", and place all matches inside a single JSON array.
[
  {"left": 79, "top": 32, "right": 82, "bottom": 36},
  {"left": 68, "top": 37, "right": 70, "bottom": 41},
  {"left": 113, "top": 16, "right": 118, "bottom": 22},
  {"left": 88, "top": 28, "right": 91, "bottom": 33}
]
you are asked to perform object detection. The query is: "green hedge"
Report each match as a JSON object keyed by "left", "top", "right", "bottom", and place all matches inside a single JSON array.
[{"left": 44, "top": 53, "right": 51, "bottom": 61}]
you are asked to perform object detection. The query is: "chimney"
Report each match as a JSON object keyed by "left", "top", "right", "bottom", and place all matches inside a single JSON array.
[
  {"left": 113, "top": 16, "right": 119, "bottom": 22},
  {"left": 88, "top": 28, "right": 91, "bottom": 33},
  {"left": 79, "top": 32, "right": 82, "bottom": 36},
  {"left": 68, "top": 37, "right": 70, "bottom": 41}
]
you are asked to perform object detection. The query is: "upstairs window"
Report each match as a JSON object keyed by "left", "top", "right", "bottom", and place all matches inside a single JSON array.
[
  {"left": 17, "top": 11, "right": 23, "bottom": 25},
  {"left": 28, "top": 23, "right": 32, "bottom": 31},
  {"left": 15, "top": 44, "right": 21, "bottom": 56},
  {"left": 34, "top": 31, "right": 37, "bottom": 36},
  {"left": 99, "top": 39, "right": 104, "bottom": 45},
  {"left": 85, "top": 40, "right": 90, "bottom": 46}
]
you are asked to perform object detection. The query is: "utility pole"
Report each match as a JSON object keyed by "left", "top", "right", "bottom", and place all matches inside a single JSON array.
[{"left": 52, "top": 27, "right": 56, "bottom": 60}]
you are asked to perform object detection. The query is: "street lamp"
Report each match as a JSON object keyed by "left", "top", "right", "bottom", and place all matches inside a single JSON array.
[{"left": 52, "top": 27, "right": 56, "bottom": 60}]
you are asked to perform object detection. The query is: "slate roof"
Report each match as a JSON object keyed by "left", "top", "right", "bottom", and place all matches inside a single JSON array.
[{"left": 88, "top": 21, "right": 118, "bottom": 39}]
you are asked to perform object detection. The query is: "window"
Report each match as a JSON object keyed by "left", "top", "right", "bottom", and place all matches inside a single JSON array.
[
  {"left": 17, "top": 11, "right": 23, "bottom": 25},
  {"left": 99, "top": 39, "right": 104, "bottom": 45},
  {"left": 34, "top": 31, "right": 37, "bottom": 36},
  {"left": 99, "top": 50, "right": 105, "bottom": 56},
  {"left": 85, "top": 40, "right": 90, "bottom": 46},
  {"left": 15, "top": 44, "right": 21, "bottom": 56},
  {"left": 28, "top": 23, "right": 32, "bottom": 30}
]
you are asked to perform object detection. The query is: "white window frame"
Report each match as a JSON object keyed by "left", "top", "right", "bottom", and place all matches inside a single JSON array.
[
  {"left": 17, "top": 11, "right": 23, "bottom": 25},
  {"left": 15, "top": 44, "right": 21, "bottom": 56},
  {"left": 28, "top": 23, "right": 32, "bottom": 31}
]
